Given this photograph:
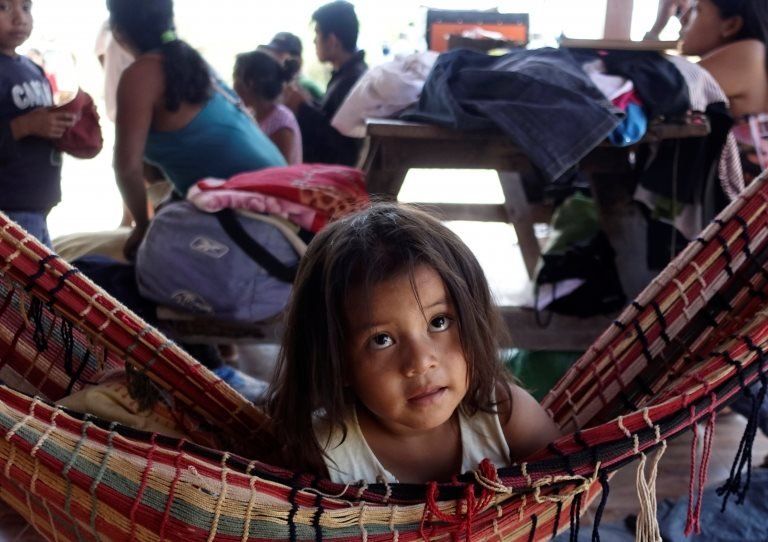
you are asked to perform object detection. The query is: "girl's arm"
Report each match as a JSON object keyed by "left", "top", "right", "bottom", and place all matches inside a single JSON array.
[
  {"left": 269, "top": 127, "right": 297, "bottom": 164},
  {"left": 498, "top": 382, "right": 562, "bottom": 460},
  {"left": 113, "top": 56, "right": 163, "bottom": 259}
]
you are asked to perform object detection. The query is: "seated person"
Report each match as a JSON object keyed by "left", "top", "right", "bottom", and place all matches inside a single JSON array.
[
  {"left": 260, "top": 32, "right": 324, "bottom": 102},
  {"left": 107, "top": 0, "right": 286, "bottom": 260},
  {"left": 266, "top": 203, "right": 560, "bottom": 483},
  {"left": 283, "top": 1, "right": 367, "bottom": 166},
  {"left": 651, "top": 0, "right": 768, "bottom": 181},
  {"left": 234, "top": 50, "right": 303, "bottom": 164}
]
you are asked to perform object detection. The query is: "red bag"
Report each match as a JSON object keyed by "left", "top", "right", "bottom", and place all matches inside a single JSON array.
[{"left": 53, "top": 89, "right": 103, "bottom": 159}]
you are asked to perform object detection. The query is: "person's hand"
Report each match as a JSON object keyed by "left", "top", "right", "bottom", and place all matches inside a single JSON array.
[
  {"left": 123, "top": 223, "right": 148, "bottom": 261},
  {"left": 649, "top": 0, "right": 692, "bottom": 38},
  {"left": 10, "top": 108, "right": 78, "bottom": 140},
  {"left": 282, "top": 83, "right": 310, "bottom": 113}
]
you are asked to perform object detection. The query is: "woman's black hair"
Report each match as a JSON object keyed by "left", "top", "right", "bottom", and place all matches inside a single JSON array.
[
  {"left": 234, "top": 50, "right": 300, "bottom": 101},
  {"left": 711, "top": 0, "right": 768, "bottom": 45},
  {"left": 106, "top": 0, "right": 211, "bottom": 111},
  {"left": 267, "top": 202, "right": 512, "bottom": 476}
]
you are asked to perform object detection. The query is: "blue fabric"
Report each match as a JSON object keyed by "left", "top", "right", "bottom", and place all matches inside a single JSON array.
[
  {"left": 5, "top": 211, "right": 51, "bottom": 248},
  {"left": 555, "top": 469, "right": 768, "bottom": 541},
  {"left": 402, "top": 48, "right": 622, "bottom": 181},
  {"left": 608, "top": 102, "right": 648, "bottom": 147},
  {"left": 656, "top": 469, "right": 768, "bottom": 541},
  {"left": 144, "top": 90, "right": 286, "bottom": 195}
]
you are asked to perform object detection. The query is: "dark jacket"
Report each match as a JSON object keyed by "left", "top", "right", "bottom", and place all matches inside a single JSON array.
[{"left": 297, "top": 50, "right": 367, "bottom": 166}]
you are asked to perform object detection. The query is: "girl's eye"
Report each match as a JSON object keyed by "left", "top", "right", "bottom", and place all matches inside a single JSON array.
[
  {"left": 429, "top": 315, "right": 452, "bottom": 332},
  {"left": 369, "top": 333, "right": 393, "bottom": 350}
]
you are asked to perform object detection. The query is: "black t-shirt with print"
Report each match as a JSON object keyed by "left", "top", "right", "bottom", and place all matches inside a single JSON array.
[{"left": 0, "top": 53, "right": 62, "bottom": 212}]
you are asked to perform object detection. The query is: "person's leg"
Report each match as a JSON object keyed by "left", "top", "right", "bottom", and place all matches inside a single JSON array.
[
  {"left": 179, "top": 343, "right": 268, "bottom": 404},
  {"left": 4, "top": 211, "right": 52, "bottom": 249}
]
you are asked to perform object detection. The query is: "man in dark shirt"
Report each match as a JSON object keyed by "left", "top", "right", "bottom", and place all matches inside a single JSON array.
[{"left": 284, "top": 1, "right": 367, "bottom": 166}]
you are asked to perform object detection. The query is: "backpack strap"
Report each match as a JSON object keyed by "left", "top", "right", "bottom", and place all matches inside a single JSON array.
[{"left": 214, "top": 209, "right": 297, "bottom": 283}]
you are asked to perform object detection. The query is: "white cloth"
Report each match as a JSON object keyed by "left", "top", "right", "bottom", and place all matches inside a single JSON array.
[
  {"left": 582, "top": 59, "right": 634, "bottom": 101},
  {"left": 314, "top": 404, "right": 511, "bottom": 484},
  {"left": 331, "top": 51, "right": 439, "bottom": 138},
  {"left": 95, "top": 21, "right": 134, "bottom": 122}
]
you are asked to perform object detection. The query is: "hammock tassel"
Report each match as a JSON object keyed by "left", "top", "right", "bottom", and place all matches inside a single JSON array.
[
  {"left": 634, "top": 439, "right": 667, "bottom": 542},
  {"left": 685, "top": 408, "right": 716, "bottom": 535},
  {"left": 28, "top": 297, "right": 49, "bottom": 352},
  {"left": 717, "top": 373, "right": 768, "bottom": 511}
]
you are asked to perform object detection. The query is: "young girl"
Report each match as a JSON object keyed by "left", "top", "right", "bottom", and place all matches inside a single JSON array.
[
  {"left": 267, "top": 203, "right": 560, "bottom": 484},
  {"left": 233, "top": 50, "right": 303, "bottom": 165},
  {"left": 651, "top": 0, "right": 768, "bottom": 182}
]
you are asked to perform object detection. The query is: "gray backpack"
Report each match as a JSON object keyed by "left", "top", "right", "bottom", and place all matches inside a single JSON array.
[{"left": 136, "top": 201, "right": 304, "bottom": 323}]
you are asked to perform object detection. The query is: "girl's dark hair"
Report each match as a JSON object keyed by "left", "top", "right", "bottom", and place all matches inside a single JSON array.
[
  {"left": 234, "top": 50, "right": 300, "bottom": 101},
  {"left": 106, "top": 0, "right": 211, "bottom": 111},
  {"left": 711, "top": 0, "right": 768, "bottom": 47},
  {"left": 267, "top": 202, "right": 510, "bottom": 476}
]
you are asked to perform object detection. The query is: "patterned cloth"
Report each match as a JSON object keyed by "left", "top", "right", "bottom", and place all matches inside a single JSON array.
[
  {"left": 188, "top": 164, "right": 369, "bottom": 233},
  {"left": 733, "top": 114, "right": 768, "bottom": 185}
]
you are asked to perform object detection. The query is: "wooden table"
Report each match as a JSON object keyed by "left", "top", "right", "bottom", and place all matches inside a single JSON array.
[{"left": 359, "top": 116, "right": 710, "bottom": 350}]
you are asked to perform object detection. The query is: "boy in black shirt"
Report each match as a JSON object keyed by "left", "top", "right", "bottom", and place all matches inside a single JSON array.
[
  {"left": 0, "top": 0, "right": 76, "bottom": 246},
  {"left": 283, "top": 1, "right": 367, "bottom": 166}
]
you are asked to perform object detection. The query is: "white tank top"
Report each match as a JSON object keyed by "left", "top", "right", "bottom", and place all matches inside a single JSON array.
[{"left": 313, "top": 406, "right": 511, "bottom": 484}]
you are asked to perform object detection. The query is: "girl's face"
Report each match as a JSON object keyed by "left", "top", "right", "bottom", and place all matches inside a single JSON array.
[
  {"left": 233, "top": 73, "right": 256, "bottom": 108},
  {"left": 680, "top": 0, "right": 742, "bottom": 56},
  {"left": 344, "top": 265, "right": 469, "bottom": 436},
  {"left": 0, "top": 0, "right": 32, "bottom": 57}
]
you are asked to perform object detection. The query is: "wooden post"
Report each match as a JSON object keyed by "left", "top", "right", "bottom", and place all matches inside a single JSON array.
[{"left": 604, "top": 0, "right": 634, "bottom": 40}]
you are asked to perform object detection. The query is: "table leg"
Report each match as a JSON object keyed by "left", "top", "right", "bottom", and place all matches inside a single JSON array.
[
  {"left": 366, "top": 169, "right": 409, "bottom": 200},
  {"left": 499, "top": 171, "right": 541, "bottom": 279}
]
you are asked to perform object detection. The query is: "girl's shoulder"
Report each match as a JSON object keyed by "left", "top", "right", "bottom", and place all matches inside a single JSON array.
[
  {"left": 494, "top": 380, "right": 562, "bottom": 461},
  {"left": 702, "top": 39, "right": 765, "bottom": 72},
  {"left": 122, "top": 53, "right": 164, "bottom": 81},
  {"left": 262, "top": 104, "right": 300, "bottom": 133}
]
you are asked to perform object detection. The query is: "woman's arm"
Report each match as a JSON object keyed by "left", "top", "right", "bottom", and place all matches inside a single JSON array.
[
  {"left": 498, "top": 381, "right": 562, "bottom": 460},
  {"left": 113, "top": 56, "right": 164, "bottom": 258},
  {"left": 269, "top": 127, "right": 296, "bottom": 164}
]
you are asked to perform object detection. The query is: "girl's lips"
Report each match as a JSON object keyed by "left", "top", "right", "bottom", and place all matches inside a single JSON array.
[{"left": 408, "top": 387, "right": 447, "bottom": 405}]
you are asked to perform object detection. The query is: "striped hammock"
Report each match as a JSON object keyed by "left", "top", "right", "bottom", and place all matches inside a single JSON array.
[{"left": 0, "top": 173, "right": 768, "bottom": 542}]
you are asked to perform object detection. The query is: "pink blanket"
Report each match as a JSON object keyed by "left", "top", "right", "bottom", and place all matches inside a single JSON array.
[{"left": 187, "top": 164, "right": 368, "bottom": 233}]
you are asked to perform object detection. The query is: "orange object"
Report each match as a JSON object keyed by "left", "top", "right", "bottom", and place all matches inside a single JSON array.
[{"left": 426, "top": 10, "right": 528, "bottom": 52}]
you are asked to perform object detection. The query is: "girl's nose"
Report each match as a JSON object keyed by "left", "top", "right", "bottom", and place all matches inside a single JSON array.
[{"left": 403, "top": 336, "right": 437, "bottom": 377}]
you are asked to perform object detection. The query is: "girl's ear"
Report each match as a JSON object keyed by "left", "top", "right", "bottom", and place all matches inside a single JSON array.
[{"left": 721, "top": 14, "right": 744, "bottom": 40}]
